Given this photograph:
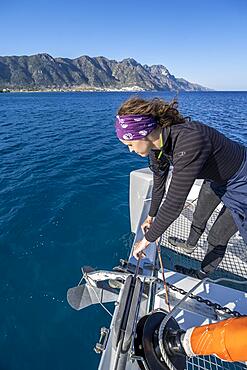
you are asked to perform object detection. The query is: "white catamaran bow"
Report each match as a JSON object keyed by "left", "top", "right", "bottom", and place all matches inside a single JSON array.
[{"left": 67, "top": 168, "right": 247, "bottom": 370}]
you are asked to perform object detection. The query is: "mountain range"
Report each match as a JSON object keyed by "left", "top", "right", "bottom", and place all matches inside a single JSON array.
[{"left": 0, "top": 53, "right": 211, "bottom": 91}]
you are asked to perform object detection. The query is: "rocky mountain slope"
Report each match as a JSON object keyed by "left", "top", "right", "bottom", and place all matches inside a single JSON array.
[{"left": 0, "top": 53, "right": 211, "bottom": 91}]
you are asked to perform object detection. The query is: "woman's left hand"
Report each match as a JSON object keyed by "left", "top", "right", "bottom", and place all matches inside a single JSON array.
[{"left": 133, "top": 237, "right": 150, "bottom": 260}]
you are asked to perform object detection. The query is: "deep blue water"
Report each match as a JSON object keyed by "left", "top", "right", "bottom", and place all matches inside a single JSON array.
[{"left": 0, "top": 91, "right": 247, "bottom": 370}]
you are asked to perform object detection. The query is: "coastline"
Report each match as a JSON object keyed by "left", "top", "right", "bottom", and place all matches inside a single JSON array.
[
  {"left": 0, "top": 86, "right": 147, "bottom": 93},
  {"left": 1, "top": 88, "right": 245, "bottom": 94}
]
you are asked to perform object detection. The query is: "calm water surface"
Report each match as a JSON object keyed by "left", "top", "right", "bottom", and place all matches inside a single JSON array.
[{"left": 0, "top": 91, "right": 246, "bottom": 370}]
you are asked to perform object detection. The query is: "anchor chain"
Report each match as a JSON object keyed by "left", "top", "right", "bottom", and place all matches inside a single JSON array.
[{"left": 166, "top": 282, "right": 243, "bottom": 317}]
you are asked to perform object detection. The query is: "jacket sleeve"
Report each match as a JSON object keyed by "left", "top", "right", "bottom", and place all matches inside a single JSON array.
[
  {"left": 148, "top": 150, "right": 170, "bottom": 217},
  {"left": 145, "top": 129, "right": 211, "bottom": 242}
]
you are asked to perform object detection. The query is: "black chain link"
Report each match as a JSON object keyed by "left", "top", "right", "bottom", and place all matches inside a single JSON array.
[{"left": 166, "top": 282, "right": 243, "bottom": 317}]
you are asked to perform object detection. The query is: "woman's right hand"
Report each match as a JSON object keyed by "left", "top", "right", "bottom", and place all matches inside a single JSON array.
[{"left": 141, "top": 216, "right": 153, "bottom": 234}]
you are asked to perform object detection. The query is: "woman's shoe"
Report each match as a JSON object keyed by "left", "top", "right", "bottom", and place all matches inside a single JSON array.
[
  {"left": 174, "top": 264, "right": 208, "bottom": 279},
  {"left": 168, "top": 236, "right": 197, "bottom": 254}
]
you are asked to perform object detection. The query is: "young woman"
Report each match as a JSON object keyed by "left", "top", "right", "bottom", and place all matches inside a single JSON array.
[{"left": 115, "top": 96, "right": 247, "bottom": 262}]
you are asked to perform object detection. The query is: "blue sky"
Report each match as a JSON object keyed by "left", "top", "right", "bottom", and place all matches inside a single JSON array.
[{"left": 1, "top": 0, "right": 246, "bottom": 90}]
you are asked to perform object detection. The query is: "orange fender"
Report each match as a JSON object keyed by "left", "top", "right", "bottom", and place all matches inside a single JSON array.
[{"left": 183, "top": 317, "right": 247, "bottom": 362}]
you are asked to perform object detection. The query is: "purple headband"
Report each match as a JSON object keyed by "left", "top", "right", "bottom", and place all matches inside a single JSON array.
[{"left": 115, "top": 114, "right": 158, "bottom": 141}]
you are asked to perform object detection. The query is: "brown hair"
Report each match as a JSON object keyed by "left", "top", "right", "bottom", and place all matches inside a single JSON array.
[{"left": 117, "top": 96, "right": 189, "bottom": 127}]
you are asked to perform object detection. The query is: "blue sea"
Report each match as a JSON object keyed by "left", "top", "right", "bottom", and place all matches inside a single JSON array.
[{"left": 0, "top": 91, "right": 247, "bottom": 370}]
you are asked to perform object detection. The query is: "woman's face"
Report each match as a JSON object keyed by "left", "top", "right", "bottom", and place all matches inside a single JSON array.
[{"left": 120, "top": 138, "right": 152, "bottom": 157}]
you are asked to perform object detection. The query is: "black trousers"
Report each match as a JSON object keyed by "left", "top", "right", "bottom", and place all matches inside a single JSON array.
[{"left": 187, "top": 181, "right": 238, "bottom": 273}]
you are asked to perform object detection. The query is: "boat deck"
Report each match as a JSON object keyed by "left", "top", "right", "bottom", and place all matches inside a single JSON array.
[
  {"left": 186, "top": 355, "right": 247, "bottom": 370},
  {"left": 129, "top": 170, "right": 247, "bottom": 369},
  {"left": 160, "top": 195, "right": 247, "bottom": 283},
  {"left": 159, "top": 194, "right": 247, "bottom": 370}
]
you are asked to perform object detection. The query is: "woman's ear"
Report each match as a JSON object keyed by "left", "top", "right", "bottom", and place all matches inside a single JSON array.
[{"left": 147, "top": 126, "right": 161, "bottom": 142}]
